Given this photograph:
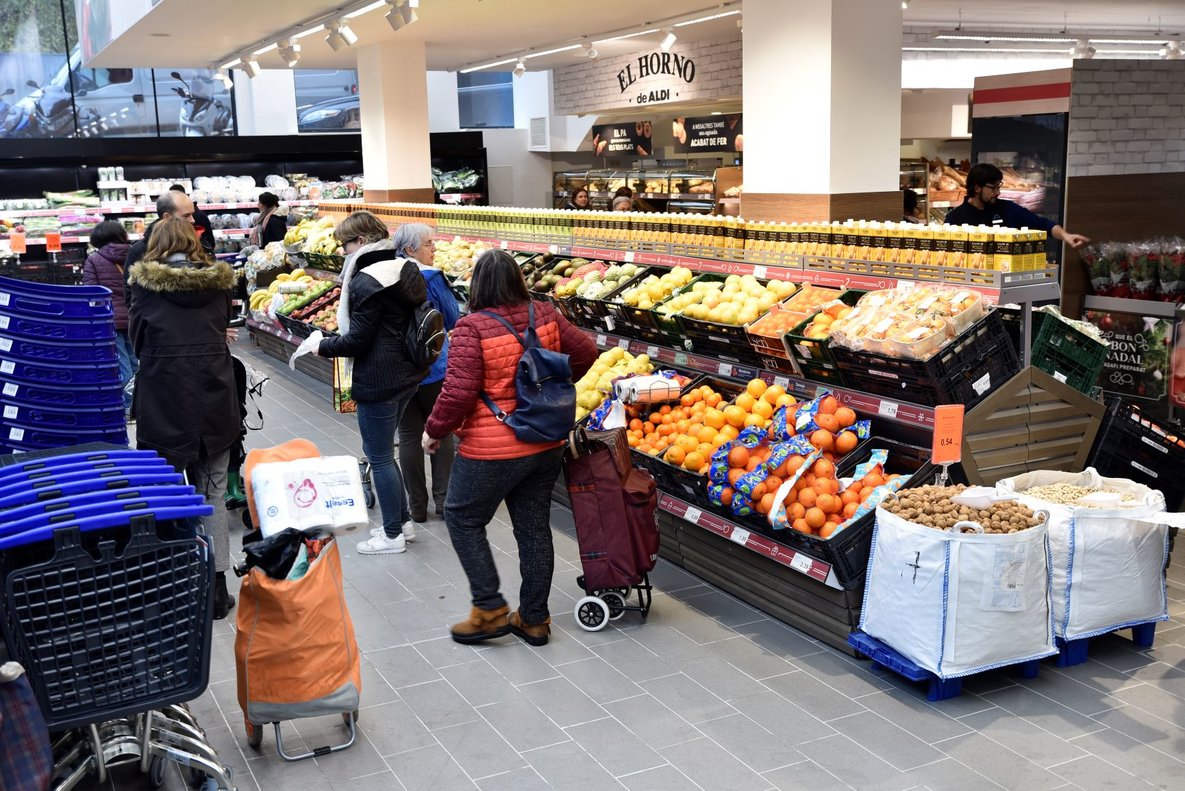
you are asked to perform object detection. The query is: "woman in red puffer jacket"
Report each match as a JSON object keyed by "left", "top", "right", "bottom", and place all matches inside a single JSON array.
[
  {"left": 424, "top": 250, "right": 596, "bottom": 647},
  {"left": 83, "top": 221, "right": 135, "bottom": 414}
]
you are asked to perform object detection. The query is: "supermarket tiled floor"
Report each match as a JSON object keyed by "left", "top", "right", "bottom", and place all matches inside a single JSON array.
[{"left": 88, "top": 339, "right": 1185, "bottom": 791}]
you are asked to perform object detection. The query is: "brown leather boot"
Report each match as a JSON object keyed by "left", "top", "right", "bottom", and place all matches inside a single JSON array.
[
  {"left": 450, "top": 605, "right": 511, "bottom": 644},
  {"left": 509, "top": 611, "right": 551, "bottom": 647}
]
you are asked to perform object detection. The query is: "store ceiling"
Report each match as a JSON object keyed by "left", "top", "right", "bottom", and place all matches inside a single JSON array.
[
  {"left": 905, "top": 0, "right": 1185, "bottom": 33},
  {"left": 88, "top": 0, "right": 743, "bottom": 72}
]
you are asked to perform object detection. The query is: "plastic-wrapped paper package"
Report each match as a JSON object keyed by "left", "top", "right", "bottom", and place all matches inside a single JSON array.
[{"left": 250, "top": 456, "right": 369, "bottom": 536}]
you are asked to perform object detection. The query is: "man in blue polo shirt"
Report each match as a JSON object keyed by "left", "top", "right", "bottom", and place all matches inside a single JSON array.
[{"left": 945, "top": 163, "right": 1090, "bottom": 249}]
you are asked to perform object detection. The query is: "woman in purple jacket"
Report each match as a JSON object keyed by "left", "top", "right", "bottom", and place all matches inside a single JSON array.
[{"left": 83, "top": 221, "right": 136, "bottom": 414}]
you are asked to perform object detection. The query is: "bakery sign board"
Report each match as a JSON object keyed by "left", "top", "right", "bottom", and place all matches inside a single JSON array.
[
  {"left": 591, "top": 121, "right": 654, "bottom": 157},
  {"left": 672, "top": 114, "right": 743, "bottom": 154},
  {"left": 617, "top": 51, "right": 696, "bottom": 105}
]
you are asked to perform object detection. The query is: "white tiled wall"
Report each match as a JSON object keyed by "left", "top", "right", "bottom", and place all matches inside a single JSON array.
[{"left": 1068, "top": 60, "right": 1185, "bottom": 177}]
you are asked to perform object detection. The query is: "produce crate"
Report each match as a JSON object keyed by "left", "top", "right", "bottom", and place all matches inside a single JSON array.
[
  {"left": 830, "top": 309, "right": 1019, "bottom": 410},
  {"left": 303, "top": 251, "right": 345, "bottom": 272},
  {"left": 277, "top": 313, "right": 314, "bottom": 339},
  {"left": 760, "top": 355, "right": 798, "bottom": 376},
  {"left": 1086, "top": 397, "right": 1185, "bottom": 510},
  {"left": 570, "top": 273, "right": 643, "bottom": 331},
  {"left": 783, "top": 291, "right": 866, "bottom": 371},
  {"left": 769, "top": 438, "right": 936, "bottom": 590},
  {"left": 1029, "top": 311, "right": 1109, "bottom": 395},
  {"left": 796, "top": 359, "right": 847, "bottom": 387}
]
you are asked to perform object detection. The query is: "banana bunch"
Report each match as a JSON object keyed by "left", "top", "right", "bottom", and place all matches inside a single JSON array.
[
  {"left": 574, "top": 348, "right": 653, "bottom": 421},
  {"left": 285, "top": 216, "right": 336, "bottom": 248},
  {"left": 249, "top": 290, "right": 274, "bottom": 312},
  {"left": 262, "top": 269, "right": 314, "bottom": 295}
]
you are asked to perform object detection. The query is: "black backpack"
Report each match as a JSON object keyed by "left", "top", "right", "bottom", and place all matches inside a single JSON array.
[
  {"left": 479, "top": 302, "right": 575, "bottom": 443},
  {"left": 406, "top": 299, "right": 445, "bottom": 372}
]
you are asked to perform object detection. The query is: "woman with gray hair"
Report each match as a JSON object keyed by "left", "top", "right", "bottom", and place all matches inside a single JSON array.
[{"left": 393, "top": 223, "right": 461, "bottom": 522}]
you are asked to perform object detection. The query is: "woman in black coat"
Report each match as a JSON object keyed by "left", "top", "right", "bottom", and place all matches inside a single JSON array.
[
  {"left": 251, "top": 191, "right": 288, "bottom": 247},
  {"left": 128, "top": 217, "right": 239, "bottom": 618},
  {"left": 314, "top": 211, "right": 428, "bottom": 556}
]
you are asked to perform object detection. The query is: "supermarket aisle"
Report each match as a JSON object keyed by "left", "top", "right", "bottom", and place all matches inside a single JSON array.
[{"left": 85, "top": 338, "right": 1185, "bottom": 791}]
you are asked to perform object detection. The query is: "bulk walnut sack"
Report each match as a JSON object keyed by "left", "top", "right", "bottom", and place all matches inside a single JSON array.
[{"left": 860, "top": 499, "right": 1057, "bottom": 679}]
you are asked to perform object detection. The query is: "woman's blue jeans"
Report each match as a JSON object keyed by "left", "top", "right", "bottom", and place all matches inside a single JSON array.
[{"left": 356, "top": 390, "right": 414, "bottom": 538}]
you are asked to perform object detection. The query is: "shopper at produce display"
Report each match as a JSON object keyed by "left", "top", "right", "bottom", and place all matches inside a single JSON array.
[
  {"left": 564, "top": 187, "right": 592, "bottom": 210},
  {"left": 127, "top": 218, "right": 239, "bottom": 619},
  {"left": 903, "top": 188, "right": 924, "bottom": 224},
  {"left": 314, "top": 211, "right": 429, "bottom": 555},
  {"left": 169, "top": 183, "right": 215, "bottom": 252},
  {"left": 944, "top": 163, "right": 1090, "bottom": 249},
  {"left": 391, "top": 223, "right": 461, "bottom": 523},
  {"left": 422, "top": 249, "right": 597, "bottom": 646},
  {"left": 123, "top": 190, "right": 198, "bottom": 272},
  {"left": 83, "top": 220, "right": 137, "bottom": 415},
  {"left": 251, "top": 191, "right": 288, "bottom": 247}
]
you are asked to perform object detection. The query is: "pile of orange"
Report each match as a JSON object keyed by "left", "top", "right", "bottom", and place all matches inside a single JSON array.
[
  {"left": 626, "top": 384, "right": 733, "bottom": 472},
  {"left": 789, "top": 393, "right": 860, "bottom": 458},
  {"left": 772, "top": 462, "right": 902, "bottom": 538}
]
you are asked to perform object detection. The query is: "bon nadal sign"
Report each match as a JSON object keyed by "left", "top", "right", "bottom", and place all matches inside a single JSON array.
[{"left": 616, "top": 51, "right": 697, "bottom": 106}]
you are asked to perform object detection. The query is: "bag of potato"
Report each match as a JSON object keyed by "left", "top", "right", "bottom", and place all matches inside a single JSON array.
[
  {"left": 996, "top": 468, "right": 1184, "bottom": 641},
  {"left": 860, "top": 485, "right": 1057, "bottom": 679}
]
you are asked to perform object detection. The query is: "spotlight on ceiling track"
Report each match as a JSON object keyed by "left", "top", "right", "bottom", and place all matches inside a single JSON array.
[
  {"left": 659, "top": 28, "right": 677, "bottom": 52},
  {"left": 326, "top": 20, "right": 358, "bottom": 51},
  {"left": 902, "top": 0, "right": 910, "bottom": 9},
  {"left": 400, "top": 1, "right": 418, "bottom": 25},
  {"left": 386, "top": 4, "right": 405, "bottom": 31},
  {"left": 242, "top": 57, "right": 261, "bottom": 78},
  {"left": 1162, "top": 41, "right": 1182, "bottom": 59},
  {"left": 215, "top": 68, "right": 233, "bottom": 90},
  {"left": 513, "top": 59, "right": 526, "bottom": 78},
  {"left": 278, "top": 38, "right": 301, "bottom": 68},
  {"left": 582, "top": 42, "right": 598, "bottom": 59}
]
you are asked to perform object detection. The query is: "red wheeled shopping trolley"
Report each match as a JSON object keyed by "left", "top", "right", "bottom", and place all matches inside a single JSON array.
[{"left": 563, "top": 427, "right": 660, "bottom": 631}]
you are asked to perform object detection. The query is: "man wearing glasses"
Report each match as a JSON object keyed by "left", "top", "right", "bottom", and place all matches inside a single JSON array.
[{"left": 945, "top": 163, "right": 1089, "bottom": 249}]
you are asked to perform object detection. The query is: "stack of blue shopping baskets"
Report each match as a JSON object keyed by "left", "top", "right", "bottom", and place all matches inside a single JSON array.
[
  {"left": 0, "top": 276, "right": 127, "bottom": 454},
  {"left": 0, "top": 444, "right": 238, "bottom": 790}
]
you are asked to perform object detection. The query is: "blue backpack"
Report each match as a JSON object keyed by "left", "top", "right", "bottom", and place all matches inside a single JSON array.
[{"left": 479, "top": 302, "right": 575, "bottom": 443}]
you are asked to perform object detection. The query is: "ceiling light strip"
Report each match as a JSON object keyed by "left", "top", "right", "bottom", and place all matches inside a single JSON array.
[
  {"left": 209, "top": 0, "right": 382, "bottom": 71},
  {"left": 936, "top": 34, "right": 1075, "bottom": 43},
  {"left": 904, "top": 47, "right": 1073, "bottom": 53}
]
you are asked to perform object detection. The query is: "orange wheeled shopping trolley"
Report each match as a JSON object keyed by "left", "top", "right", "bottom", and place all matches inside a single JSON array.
[{"left": 235, "top": 439, "right": 362, "bottom": 761}]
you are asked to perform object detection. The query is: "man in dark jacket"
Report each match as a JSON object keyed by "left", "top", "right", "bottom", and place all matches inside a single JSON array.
[
  {"left": 124, "top": 190, "right": 199, "bottom": 272},
  {"left": 170, "top": 184, "right": 215, "bottom": 253},
  {"left": 945, "top": 163, "right": 1089, "bottom": 249}
]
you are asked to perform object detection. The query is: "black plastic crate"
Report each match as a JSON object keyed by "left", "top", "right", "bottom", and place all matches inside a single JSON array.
[
  {"left": 0, "top": 514, "right": 213, "bottom": 730},
  {"left": 1087, "top": 398, "right": 1185, "bottom": 510},
  {"left": 683, "top": 333, "right": 763, "bottom": 366},
  {"left": 781, "top": 291, "right": 865, "bottom": 370},
  {"left": 831, "top": 310, "right": 1019, "bottom": 409},
  {"left": 1030, "top": 311, "right": 1109, "bottom": 395},
  {"left": 797, "top": 358, "right": 847, "bottom": 387},
  {"left": 277, "top": 313, "right": 314, "bottom": 339},
  {"left": 767, "top": 438, "right": 935, "bottom": 590}
]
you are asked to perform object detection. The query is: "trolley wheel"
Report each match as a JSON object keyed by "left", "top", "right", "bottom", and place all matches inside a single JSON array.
[
  {"left": 601, "top": 591, "right": 627, "bottom": 621},
  {"left": 201, "top": 780, "right": 221, "bottom": 791},
  {"left": 575, "top": 596, "right": 610, "bottom": 631},
  {"left": 245, "top": 718, "right": 263, "bottom": 750},
  {"left": 148, "top": 755, "right": 166, "bottom": 789},
  {"left": 342, "top": 710, "right": 359, "bottom": 726},
  {"left": 364, "top": 486, "right": 376, "bottom": 510},
  {"left": 186, "top": 765, "right": 206, "bottom": 788}
]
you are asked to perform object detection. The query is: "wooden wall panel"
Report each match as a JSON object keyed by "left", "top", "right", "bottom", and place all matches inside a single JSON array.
[
  {"left": 743, "top": 191, "right": 902, "bottom": 223},
  {"left": 1061, "top": 172, "right": 1185, "bottom": 317},
  {"left": 362, "top": 187, "right": 435, "bottom": 203}
]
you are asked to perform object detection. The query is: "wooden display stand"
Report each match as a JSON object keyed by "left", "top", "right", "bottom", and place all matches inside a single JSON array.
[{"left": 960, "top": 366, "right": 1105, "bottom": 485}]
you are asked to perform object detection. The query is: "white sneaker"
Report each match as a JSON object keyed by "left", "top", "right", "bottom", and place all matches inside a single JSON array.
[
  {"left": 357, "top": 533, "right": 406, "bottom": 555},
  {"left": 370, "top": 521, "right": 416, "bottom": 542}
]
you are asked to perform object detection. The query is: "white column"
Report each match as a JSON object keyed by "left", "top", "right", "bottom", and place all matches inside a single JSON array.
[
  {"left": 743, "top": 0, "right": 902, "bottom": 220},
  {"left": 233, "top": 70, "right": 298, "bottom": 136},
  {"left": 357, "top": 40, "right": 433, "bottom": 202}
]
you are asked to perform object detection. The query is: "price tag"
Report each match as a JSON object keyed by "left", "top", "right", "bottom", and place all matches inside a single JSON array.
[
  {"left": 499, "top": 240, "right": 509, "bottom": 250},
  {"left": 2, "top": 406, "right": 17, "bottom": 420},
  {"left": 0, "top": 361, "right": 13, "bottom": 374},
  {"left": 0, "top": 338, "right": 10, "bottom": 352},
  {"left": 717, "top": 362, "right": 732, "bottom": 376},
  {"left": 624, "top": 251, "right": 636, "bottom": 263},
  {"left": 674, "top": 351, "right": 688, "bottom": 366},
  {"left": 595, "top": 334, "right": 607, "bottom": 347},
  {"left": 752, "top": 265, "right": 768, "bottom": 279},
  {"left": 8, "top": 428, "right": 23, "bottom": 442},
  {"left": 548, "top": 244, "right": 559, "bottom": 255},
  {"left": 730, "top": 527, "right": 750, "bottom": 546},
  {"left": 931, "top": 403, "right": 965, "bottom": 465},
  {"left": 683, "top": 506, "right": 702, "bottom": 524},
  {"left": 790, "top": 553, "right": 814, "bottom": 575},
  {"left": 645, "top": 345, "right": 659, "bottom": 357},
  {"left": 0, "top": 294, "right": 8, "bottom": 307},
  {"left": 878, "top": 400, "right": 899, "bottom": 419},
  {"left": 617, "top": 338, "right": 630, "bottom": 350},
  {"left": 8, "top": 233, "right": 25, "bottom": 254},
  {"left": 2, "top": 383, "right": 17, "bottom": 397},
  {"left": 45, "top": 232, "right": 62, "bottom": 253},
  {"left": 604, "top": 316, "right": 616, "bottom": 332},
  {"left": 0, "top": 316, "right": 8, "bottom": 330},
  {"left": 773, "top": 376, "right": 790, "bottom": 389}
]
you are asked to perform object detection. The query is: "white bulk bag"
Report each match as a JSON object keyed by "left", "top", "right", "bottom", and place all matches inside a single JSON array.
[
  {"left": 860, "top": 506, "right": 1057, "bottom": 679},
  {"left": 250, "top": 455, "right": 369, "bottom": 536},
  {"left": 997, "top": 468, "right": 1172, "bottom": 640}
]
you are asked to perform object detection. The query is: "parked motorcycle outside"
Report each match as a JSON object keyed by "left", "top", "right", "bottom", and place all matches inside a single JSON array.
[
  {"left": 0, "top": 79, "right": 87, "bottom": 138},
  {"left": 171, "top": 71, "right": 232, "bottom": 137}
]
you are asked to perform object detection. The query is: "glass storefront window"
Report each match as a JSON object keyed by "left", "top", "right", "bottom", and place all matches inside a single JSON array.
[
  {"left": 153, "top": 69, "right": 235, "bottom": 137},
  {"left": 457, "top": 72, "right": 513, "bottom": 129},
  {"left": 0, "top": 0, "right": 77, "bottom": 138},
  {"left": 295, "top": 69, "right": 358, "bottom": 134},
  {"left": 70, "top": 61, "right": 156, "bottom": 137}
]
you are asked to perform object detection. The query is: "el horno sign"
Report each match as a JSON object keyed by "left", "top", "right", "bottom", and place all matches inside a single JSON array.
[{"left": 617, "top": 51, "right": 697, "bottom": 105}]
